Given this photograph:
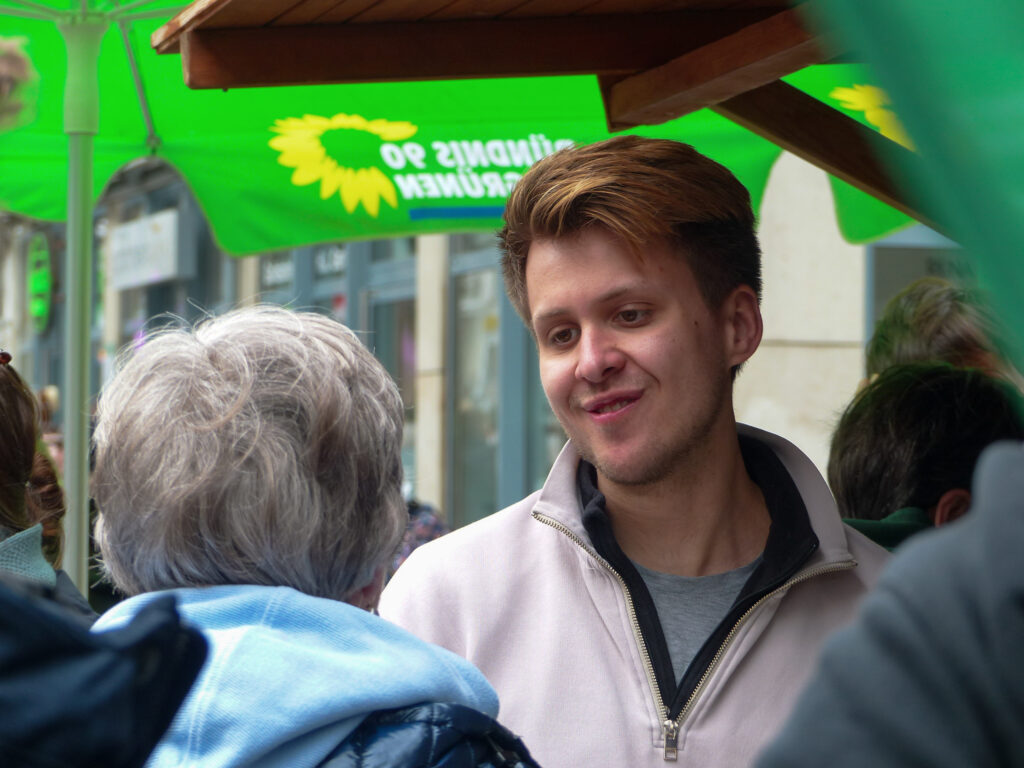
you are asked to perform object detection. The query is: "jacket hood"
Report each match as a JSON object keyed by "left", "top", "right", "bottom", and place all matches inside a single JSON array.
[
  {"left": 0, "top": 525, "right": 56, "bottom": 587},
  {"left": 93, "top": 585, "right": 499, "bottom": 768}
]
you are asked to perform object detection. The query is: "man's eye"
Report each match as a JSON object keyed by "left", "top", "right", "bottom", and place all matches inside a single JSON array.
[
  {"left": 549, "top": 328, "right": 577, "bottom": 346},
  {"left": 618, "top": 309, "right": 649, "bottom": 324}
]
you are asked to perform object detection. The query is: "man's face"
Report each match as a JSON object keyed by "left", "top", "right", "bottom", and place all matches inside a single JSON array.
[{"left": 526, "top": 229, "right": 738, "bottom": 487}]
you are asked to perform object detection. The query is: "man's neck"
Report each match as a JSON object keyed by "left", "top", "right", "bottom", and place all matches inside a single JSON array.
[{"left": 598, "top": 425, "right": 770, "bottom": 578}]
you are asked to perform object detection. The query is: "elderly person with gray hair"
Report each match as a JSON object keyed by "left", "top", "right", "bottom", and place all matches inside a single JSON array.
[{"left": 90, "top": 307, "right": 537, "bottom": 768}]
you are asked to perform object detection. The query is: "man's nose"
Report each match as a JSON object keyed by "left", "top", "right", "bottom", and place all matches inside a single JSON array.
[{"left": 575, "top": 327, "right": 625, "bottom": 382}]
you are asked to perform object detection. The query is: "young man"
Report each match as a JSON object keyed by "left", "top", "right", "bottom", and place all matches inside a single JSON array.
[{"left": 380, "top": 136, "right": 888, "bottom": 767}]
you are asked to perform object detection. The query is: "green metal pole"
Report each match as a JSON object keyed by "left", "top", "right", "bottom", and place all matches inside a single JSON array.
[{"left": 58, "top": 15, "right": 107, "bottom": 592}]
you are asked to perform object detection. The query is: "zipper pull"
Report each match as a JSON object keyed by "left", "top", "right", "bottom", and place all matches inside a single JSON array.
[{"left": 663, "top": 719, "right": 679, "bottom": 761}]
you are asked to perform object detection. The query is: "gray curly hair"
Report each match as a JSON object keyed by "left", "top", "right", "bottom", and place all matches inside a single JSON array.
[{"left": 92, "top": 306, "right": 406, "bottom": 601}]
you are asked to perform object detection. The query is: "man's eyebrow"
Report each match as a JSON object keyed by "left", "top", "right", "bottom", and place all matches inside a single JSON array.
[{"left": 531, "top": 283, "right": 647, "bottom": 326}]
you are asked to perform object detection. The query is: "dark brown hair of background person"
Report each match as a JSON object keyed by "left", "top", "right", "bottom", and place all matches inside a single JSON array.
[
  {"left": 26, "top": 452, "right": 65, "bottom": 565},
  {"left": 0, "top": 354, "right": 65, "bottom": 564},
  {"left": 829, "top": 363, "right": 1024, "bottom": 523}
]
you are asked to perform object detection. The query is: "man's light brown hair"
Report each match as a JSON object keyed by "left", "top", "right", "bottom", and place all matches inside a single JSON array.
[{"left": 499, "top": 135, "right": 762, "bottom": 326}]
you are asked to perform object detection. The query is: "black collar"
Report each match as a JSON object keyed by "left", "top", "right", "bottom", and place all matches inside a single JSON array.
[{"left": 577, "top": 432, "right": 819, "bottom": 716}]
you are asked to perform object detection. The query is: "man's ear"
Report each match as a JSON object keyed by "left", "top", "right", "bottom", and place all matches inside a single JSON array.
[
  {"left": 344, "top": 566, "right": 387, "bottom": 611},
  {"left": 933, "top": 488, "right": 971, "bottom": 526},
  {"left": 721, "top": 284, "right": 763, "bottom": 369}
]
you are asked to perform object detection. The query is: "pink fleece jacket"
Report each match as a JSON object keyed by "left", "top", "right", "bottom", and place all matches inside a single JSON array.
[{"left": 380, "top": 425, "right": 889, "bottom": 768}]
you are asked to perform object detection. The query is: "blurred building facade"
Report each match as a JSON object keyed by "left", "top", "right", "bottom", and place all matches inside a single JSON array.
[{"left": 0, "top": 154, "right": 966, "bottom": 526}]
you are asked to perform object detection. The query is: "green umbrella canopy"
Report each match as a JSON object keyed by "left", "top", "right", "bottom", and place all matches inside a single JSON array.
[{"left": 0, "top": 6, "right": 911, "bottom": 254}]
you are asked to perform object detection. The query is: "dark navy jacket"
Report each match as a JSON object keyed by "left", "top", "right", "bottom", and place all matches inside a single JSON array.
[
  {"left": 320, "top": 702, "right": 540, "bottom": 768},
  {"left": 0, "top": 583, "right": 205, "bottom": 768}
]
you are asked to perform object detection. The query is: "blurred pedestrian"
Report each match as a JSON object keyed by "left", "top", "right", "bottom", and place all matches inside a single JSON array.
[
  {"left": 0, "top": 350, "right": 94, "bottom": 624},
  {"left": 391, "top": 499, "right": 449, "bottom": 574},
  {"left": 829, "top": 363, "right": 1024, "bottom": 549},
  {"left": 866, "top": 276, "right": 1014, "bottom": 380}
]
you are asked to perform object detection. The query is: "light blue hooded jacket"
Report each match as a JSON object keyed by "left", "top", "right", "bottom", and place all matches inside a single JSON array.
[{"left": 92, "top": 584, "right": 500, "bottom": 768}]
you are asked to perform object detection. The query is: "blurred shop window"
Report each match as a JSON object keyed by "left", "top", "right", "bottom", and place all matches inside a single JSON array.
[
  {"left": 259, "top": 251, "right": 297, "bottom": 306},
  {"left": 452, "top": 269, "right": 500, "bottom": 527},
  {"left": 309, "top": 244, "right": 348, "bottom": 322},
  {"left": 868, "top": 226, "right": 968, "bottom": 329},
  {"left": 450, "top": 232, "right": 497, "bottom": 255},
  {"left": 371, "top": 297, "right": 417, "bottom": 497},
  {"left": 527, "top": 351, "right": 564, "bottom": 492},
  {"left": 372, "top": 237, "right": 415, "bottom": 262},
  {"left": 99, "top": 165, "right": 228, "bottom": 351},
  {"left": 107, "top": 206, "right": 195, "bottom": 348}
]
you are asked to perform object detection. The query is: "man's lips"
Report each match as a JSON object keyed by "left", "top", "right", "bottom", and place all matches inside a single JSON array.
[{"left": 581, "top": 391, "right": 642, "bottom": 416}]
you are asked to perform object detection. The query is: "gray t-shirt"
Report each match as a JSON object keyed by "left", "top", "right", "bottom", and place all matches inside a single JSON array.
[{"left": 635, "top": 558, "right": 761, "bottom": 685}]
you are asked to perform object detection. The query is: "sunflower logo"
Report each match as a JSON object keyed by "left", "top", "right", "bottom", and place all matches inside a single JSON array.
[
  {"left": 829, "top": 85, "right": 914, "bottom": 150},
  {"left": 269, "top": 113, "right": 418, "bottom": 217}
]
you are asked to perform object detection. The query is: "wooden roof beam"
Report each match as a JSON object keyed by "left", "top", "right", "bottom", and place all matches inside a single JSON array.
[
  {"left": 713, "top": 79, "right": 940, "bottom": 231},
  {"left": 165, "top": 11, "right": 775, "bottom": 89},
  {"left": 153, "top": 0, "right": 235, "bottom": 54},
  {"left": 605, "top": 6, "right": 828, "bottom": 130}
]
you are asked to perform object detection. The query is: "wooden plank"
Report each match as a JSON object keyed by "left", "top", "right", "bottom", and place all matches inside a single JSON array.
[
  {"left": 428, "top": 0, "right": 529, "bottom": 19},
  {"left": 351, "top": 0, "right": 459, "bottom": 23},
  {"left": 615, "top": 0, "right": 785, "bottom": 8},
  {"left": 581, "top": 0, "right": 700, "bottom": 12},
  {"left": 504, "top": 0, "right": 602, "bottom": 17},
  {"left": 174, "top": 10, "right": 772, "bottom": 87},
  {"left": 722, "top": 0, "right": 791, "bottom": 7},
  {"left": 153, "top": 0, "right": 233, "bottom": 53},
  {"left": 271, "top": 0, "right": 350, "bottom": 25},
  {"left": 606, "top": 6, "right": 827, "bottom": 127},
  {"left": 154, "top": 0, "right": 311, "bottom": 52},
  {"left": 199, "top": 0, "right": 297, "bottom": 28},
  {"left": 711, "top": 80, "right": 940, "bottom": 230},
  {"left": 582, "top": 0, "right": 768, "bottom": 11},
  {"left": 315, "top": 0, "right": 392, "bottom": 22}
]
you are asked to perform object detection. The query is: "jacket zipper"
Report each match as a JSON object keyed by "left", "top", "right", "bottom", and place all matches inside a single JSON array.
[
  {"left": 533, "top": 512, "right": 670, "bottom": 746},
  {"left": 534, "top": 511, "right": 855, "bottom": 761},
  {"left": 668, "top": 560, "right": 857, "bottom": 758}
]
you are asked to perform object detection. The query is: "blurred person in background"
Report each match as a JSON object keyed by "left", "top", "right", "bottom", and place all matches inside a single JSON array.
[
  {"left": 391, "top": 498, "right": 449, "bottom": 574},
  {"left": 0, "top": 35, "right": 32, "bottom": 129},
  {"left": 0, "top": 349, "right": 95, "bottom": 625},
  {"left": 89, "top": 307, "right": 538, "bottom": 768},
  {"left": 866, "top": 276, "right": 1016, "bottom": 381},
  {"left": 828, "top": 363, "right": 1024, "bottom": 549}
]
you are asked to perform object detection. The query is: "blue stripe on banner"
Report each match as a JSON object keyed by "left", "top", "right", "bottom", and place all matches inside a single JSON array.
[{"left": 408, "top": 207, "right": 506, "bottom": 220}]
